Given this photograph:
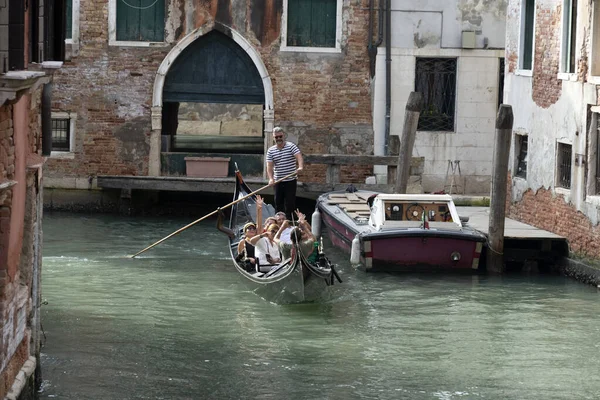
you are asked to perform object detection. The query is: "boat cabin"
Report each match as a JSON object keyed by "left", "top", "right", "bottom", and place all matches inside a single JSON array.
[{"left": 368, "top": 194, "right": 462, "bottom": 231}]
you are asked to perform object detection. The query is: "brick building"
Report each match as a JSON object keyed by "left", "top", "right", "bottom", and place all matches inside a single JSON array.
[
  {"left": 46, "top": 0, "right": 508, "bottom": 199},
  {"left": 1, "top": 0, "right": 64, "bottom": 398},
  {"left": 45, "top": 0, "right": 375, "bottom": 193},
  {"left": 504, "top": 0, "right": 600, "bottom": 259}
]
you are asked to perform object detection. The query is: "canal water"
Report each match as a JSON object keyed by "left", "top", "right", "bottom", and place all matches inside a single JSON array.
[{"left": 40, "top": 211, "right": 600, "bottom": 399}]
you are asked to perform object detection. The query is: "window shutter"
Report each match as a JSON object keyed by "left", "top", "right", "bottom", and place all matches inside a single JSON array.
[
  {"left": 117, "top": 0, "right": 164, "bottom": 42},
  {"left": 287, "top": 0, "right": 336, "bottom": 47}
]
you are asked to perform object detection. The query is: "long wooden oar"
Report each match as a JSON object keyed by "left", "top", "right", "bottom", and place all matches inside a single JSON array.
[{"left": 129, "top": 170, "right": 299, "bottom": 258}]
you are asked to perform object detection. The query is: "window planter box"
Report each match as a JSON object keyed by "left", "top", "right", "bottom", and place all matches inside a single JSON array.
[{"left": 184, "top": 157, "right": 230, "bottom": 178}]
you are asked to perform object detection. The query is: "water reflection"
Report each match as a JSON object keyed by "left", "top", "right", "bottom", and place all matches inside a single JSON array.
[{"left": 40, "top": 212, "right": 600, "bottom": 399}]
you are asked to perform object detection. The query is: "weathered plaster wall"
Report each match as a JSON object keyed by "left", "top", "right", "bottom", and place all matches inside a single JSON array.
[
  {"left": 48, "top": 0, "right": 374, "bottom": 186},
  {"left": 504, "top": 0, "right": 600, "bottom": 258}
]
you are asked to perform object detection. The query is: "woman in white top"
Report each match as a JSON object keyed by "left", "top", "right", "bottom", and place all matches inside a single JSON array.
[{"left": 249, "top": 224, "right": 282, "bottom": 270}]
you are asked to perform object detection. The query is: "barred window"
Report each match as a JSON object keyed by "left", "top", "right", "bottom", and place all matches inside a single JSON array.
[
  {"left": 516, "top": 135, "right": 528, "bottom": 178},
  {"left": 557, "top": 142, "right": 572, "bottom": 189},
  {"left": 52, "top": 118, "right": 70, "bottom": 151},
  {"left": 415, "top": 58, "right": 457, "bottom": 132}
]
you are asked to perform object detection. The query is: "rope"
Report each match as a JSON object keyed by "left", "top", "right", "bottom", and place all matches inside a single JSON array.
[
  {"left": 486, "top": 239, "right": 504, "bottom": 256},
  {"left": 120, "top": 0, "right": 160, "bottom": 10}
]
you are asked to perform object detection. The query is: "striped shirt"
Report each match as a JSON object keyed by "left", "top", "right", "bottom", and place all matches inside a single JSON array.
[{"left": 266, "top": 142, "right": 301, "bottom": 181}]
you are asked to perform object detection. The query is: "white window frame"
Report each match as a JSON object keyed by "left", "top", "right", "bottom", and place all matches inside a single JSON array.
[
  {"left": 516, "top": 0, "right": 536, "bottom": 76},
  {"left": 65, "top": 0, "right": 80, "bottom": 56},
  {"left": 280, "top": 0, "right": 343, "bottom": 54},
  {"left": 50, "top": 112, "right": 76, "bottom": 158},
  {"left": 558, "top": 0, "right": 578, "bottom": 79},
  {"left": 108, "top": 0, "right": 167, "bottom": 47}
]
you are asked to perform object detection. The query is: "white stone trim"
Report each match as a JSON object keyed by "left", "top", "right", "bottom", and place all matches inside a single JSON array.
[
  {"left": 518, "top": 0, "right": 536, "bottom": 72},
  {"left": 50, "top": 112, "right": 77, "bottom": 157},
  {"left": 108, "top": 0, "right": 166, "bottom": 47},
  {"left": 559, "top": 0, "right": 577, "bottom": 74},
  {"left": 65, "top": 0, "right": 80, "bottom": 55},
  {"left": 152, "top": 24, "right": 273, "bottom": 123},
  {"left": 280, "top": 0, "right": 342, "bottom": 53}
]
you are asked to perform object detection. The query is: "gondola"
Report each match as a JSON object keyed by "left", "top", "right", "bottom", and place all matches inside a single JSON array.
[{"left": 223, "top": 167, "right": 341, "bottom": 304}]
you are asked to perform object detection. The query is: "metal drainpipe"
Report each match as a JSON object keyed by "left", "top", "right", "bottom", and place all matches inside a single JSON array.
[{"left": 384, "top": 0, "right": 391, "bottom": 155}]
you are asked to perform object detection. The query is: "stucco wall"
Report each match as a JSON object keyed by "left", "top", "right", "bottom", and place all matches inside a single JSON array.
[
  {"left": 504, "top": 0, "right": 600, "bottom": 258},
  {"left": 372, "top": 0, "right": 506, "bottom": 194}
]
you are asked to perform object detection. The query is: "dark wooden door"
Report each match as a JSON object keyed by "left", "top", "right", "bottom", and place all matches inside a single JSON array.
[{"left": 163, "top": 30, "right": 264, "bottom": 104}]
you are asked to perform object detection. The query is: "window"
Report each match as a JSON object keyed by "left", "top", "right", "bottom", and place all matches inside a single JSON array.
[
  {"left": 556, "top": 142, "right": 572, "bottom": 189},
  {"left": 51, "top": 119, "right": 70, "bottom": 151},
  {"left": 561, "top": 0, "right": 577, "bottom": 73},
  {"left": 498, "top": 57, "right": 505, "bottom": 107},
  {"left": 595, "top": 117, "right": 600, "bottom": 194},
  {"left": 7, "top": 0, "right": 25, "bottom": 71},
  {"left": 66, "top": 0, "right": 72, "bottom": 40},
  {"left": 50, "top": 112, "right": 76, "bottom": 154},
  {"left": 520, "top": 0, "right": 535, "bottom": 71},
  {"left": 591, "top": 1, "right": 600, "bottom": 76},
  {"left": 415, "top": 58, "right": 457, "bottom": 132},
  {"left": 515, "top": 134, "right": 528, "bottom": 178},
  {"left": 115, "top": 0, "right": 165, "bottom": 42},
  {"left": 282, "top": 0, "right": 341, "bottom": 52}
]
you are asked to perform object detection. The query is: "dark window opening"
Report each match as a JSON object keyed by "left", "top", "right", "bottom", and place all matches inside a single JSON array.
[
  {"left": 516, "top": 135, "right": 528, "bottom": 178},
  {"left": 557, "top": 142, "right": 572, "bottom": 189},
  {"left": 498, "top": 57, "right": 505, "bottom": 107},
  {"left": 116, "top": 0, "right": 165, "bottom": 42},
  {"left": 522, "top": 0, "right": 535, "bottom": 70},
  {"left": 287, "top": 0, "right": 337, "bottom": 47},
  {"left": 415, "top": 58, "right": 457, "bottom": 132},
  {"left": 568, "top": 0, "right": 577, "bottom": 73},
  {"left": 66, "top": 0, "right": 73, "bottom": 40},
  {"left": 8, "top": 0, "right": 25, "bottom": 71},
  {"left": 51, "top": 118, "right": 70, "bottom": 151}
]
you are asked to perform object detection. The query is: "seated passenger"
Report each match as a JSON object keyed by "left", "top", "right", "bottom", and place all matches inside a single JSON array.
[
  {"left": 249, "top": 224, "right": 282, "bottom": 270},
  {"left": 236, "top": 222, "right": 258, "bottom": 272},
  {"left": 289, "top": 211, "right": 319, "bottom": 264}
]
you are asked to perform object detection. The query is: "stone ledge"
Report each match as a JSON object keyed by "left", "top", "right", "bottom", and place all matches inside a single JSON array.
[{"left": 5, "top": 356, "right": 36, "bottom": 400}]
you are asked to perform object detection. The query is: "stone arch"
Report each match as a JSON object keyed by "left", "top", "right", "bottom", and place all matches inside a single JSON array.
[{"left": 148, "top": 23, "right": 274, "bottom": 176}]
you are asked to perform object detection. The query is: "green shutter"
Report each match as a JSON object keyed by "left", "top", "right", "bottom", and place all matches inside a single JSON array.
[
  {"left": 287, "top": 0, "right": 336, "bottom": 47},
  {"left": 116, "top": 0, "right": 164, "bottom": 42},
  {"left": 65, "top": 0, "right": 72, "bottom": 39}
]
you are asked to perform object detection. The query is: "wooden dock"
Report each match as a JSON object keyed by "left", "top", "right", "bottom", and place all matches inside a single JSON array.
[{"left": 456, "top": 206, "right": 569, "bottom": 265}]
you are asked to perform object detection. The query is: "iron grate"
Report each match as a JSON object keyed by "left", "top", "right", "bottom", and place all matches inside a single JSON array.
[{"left": 415, "top": 58, "right": 457, "bottom": 132}]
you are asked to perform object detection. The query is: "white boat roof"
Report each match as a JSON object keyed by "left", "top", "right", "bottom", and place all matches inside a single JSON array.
[{"left": 373, "top": 193, "right": 454, "bottom": 202}]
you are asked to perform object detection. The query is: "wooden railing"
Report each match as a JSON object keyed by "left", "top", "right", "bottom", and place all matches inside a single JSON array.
[{"left": 302, "top": 154, "right": 424, "bottom": 193}]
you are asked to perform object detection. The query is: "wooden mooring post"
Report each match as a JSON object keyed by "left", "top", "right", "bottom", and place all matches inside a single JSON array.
[
  {"left": 487, "top": 105, "right": 514, "bottom": 273},
  {"left": 395, "top": 92, "right": 423, "bottom": 193}
]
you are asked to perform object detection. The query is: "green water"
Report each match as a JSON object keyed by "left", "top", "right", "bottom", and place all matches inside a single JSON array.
[{"left": 40, "top": 212, "right": 600, "bottom": 399}]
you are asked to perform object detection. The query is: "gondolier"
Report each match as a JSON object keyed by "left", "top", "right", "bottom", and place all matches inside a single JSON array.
[{"left": 267, "top": 127, "right": 304, "bottom": 220}]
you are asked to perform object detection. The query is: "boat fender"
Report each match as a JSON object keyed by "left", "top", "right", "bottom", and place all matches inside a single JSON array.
[
  {"left": 311, "top": 208, "right": 322, "bottom": 238},
  {"left": 350, "top": 235, "right": 361, "bottom": 265}
]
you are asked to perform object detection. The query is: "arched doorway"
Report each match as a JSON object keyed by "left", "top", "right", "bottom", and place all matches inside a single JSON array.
[{"left": 151, "top": 26, "right": 273, "bottom": 177}]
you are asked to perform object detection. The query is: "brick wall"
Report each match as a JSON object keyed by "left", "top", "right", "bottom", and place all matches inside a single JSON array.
[
  {"left": 0, "top": 83, "right": 44, "bottom": 398},
  {"left": 48, "top": 0, "right": 374, "bottom": 184},
  {"left": 507, "top": 176, "right": 600, "bottom": 259},
  {"left": 531, "top": 4, "right": 562, "bottom": 109}
]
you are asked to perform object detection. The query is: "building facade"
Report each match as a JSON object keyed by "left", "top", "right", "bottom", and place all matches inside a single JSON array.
[
  {"left": 45, "top": 0, "right": 376, "bottom": 191},
  {"left": 0, "top": 0, "right": 63, "bottom": 396},
  {"left": 505, "top": 0, "right": 600, "bottom": 258},
  {"left": 371, "top": 0, "right": 507, "bottom": 194}
]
